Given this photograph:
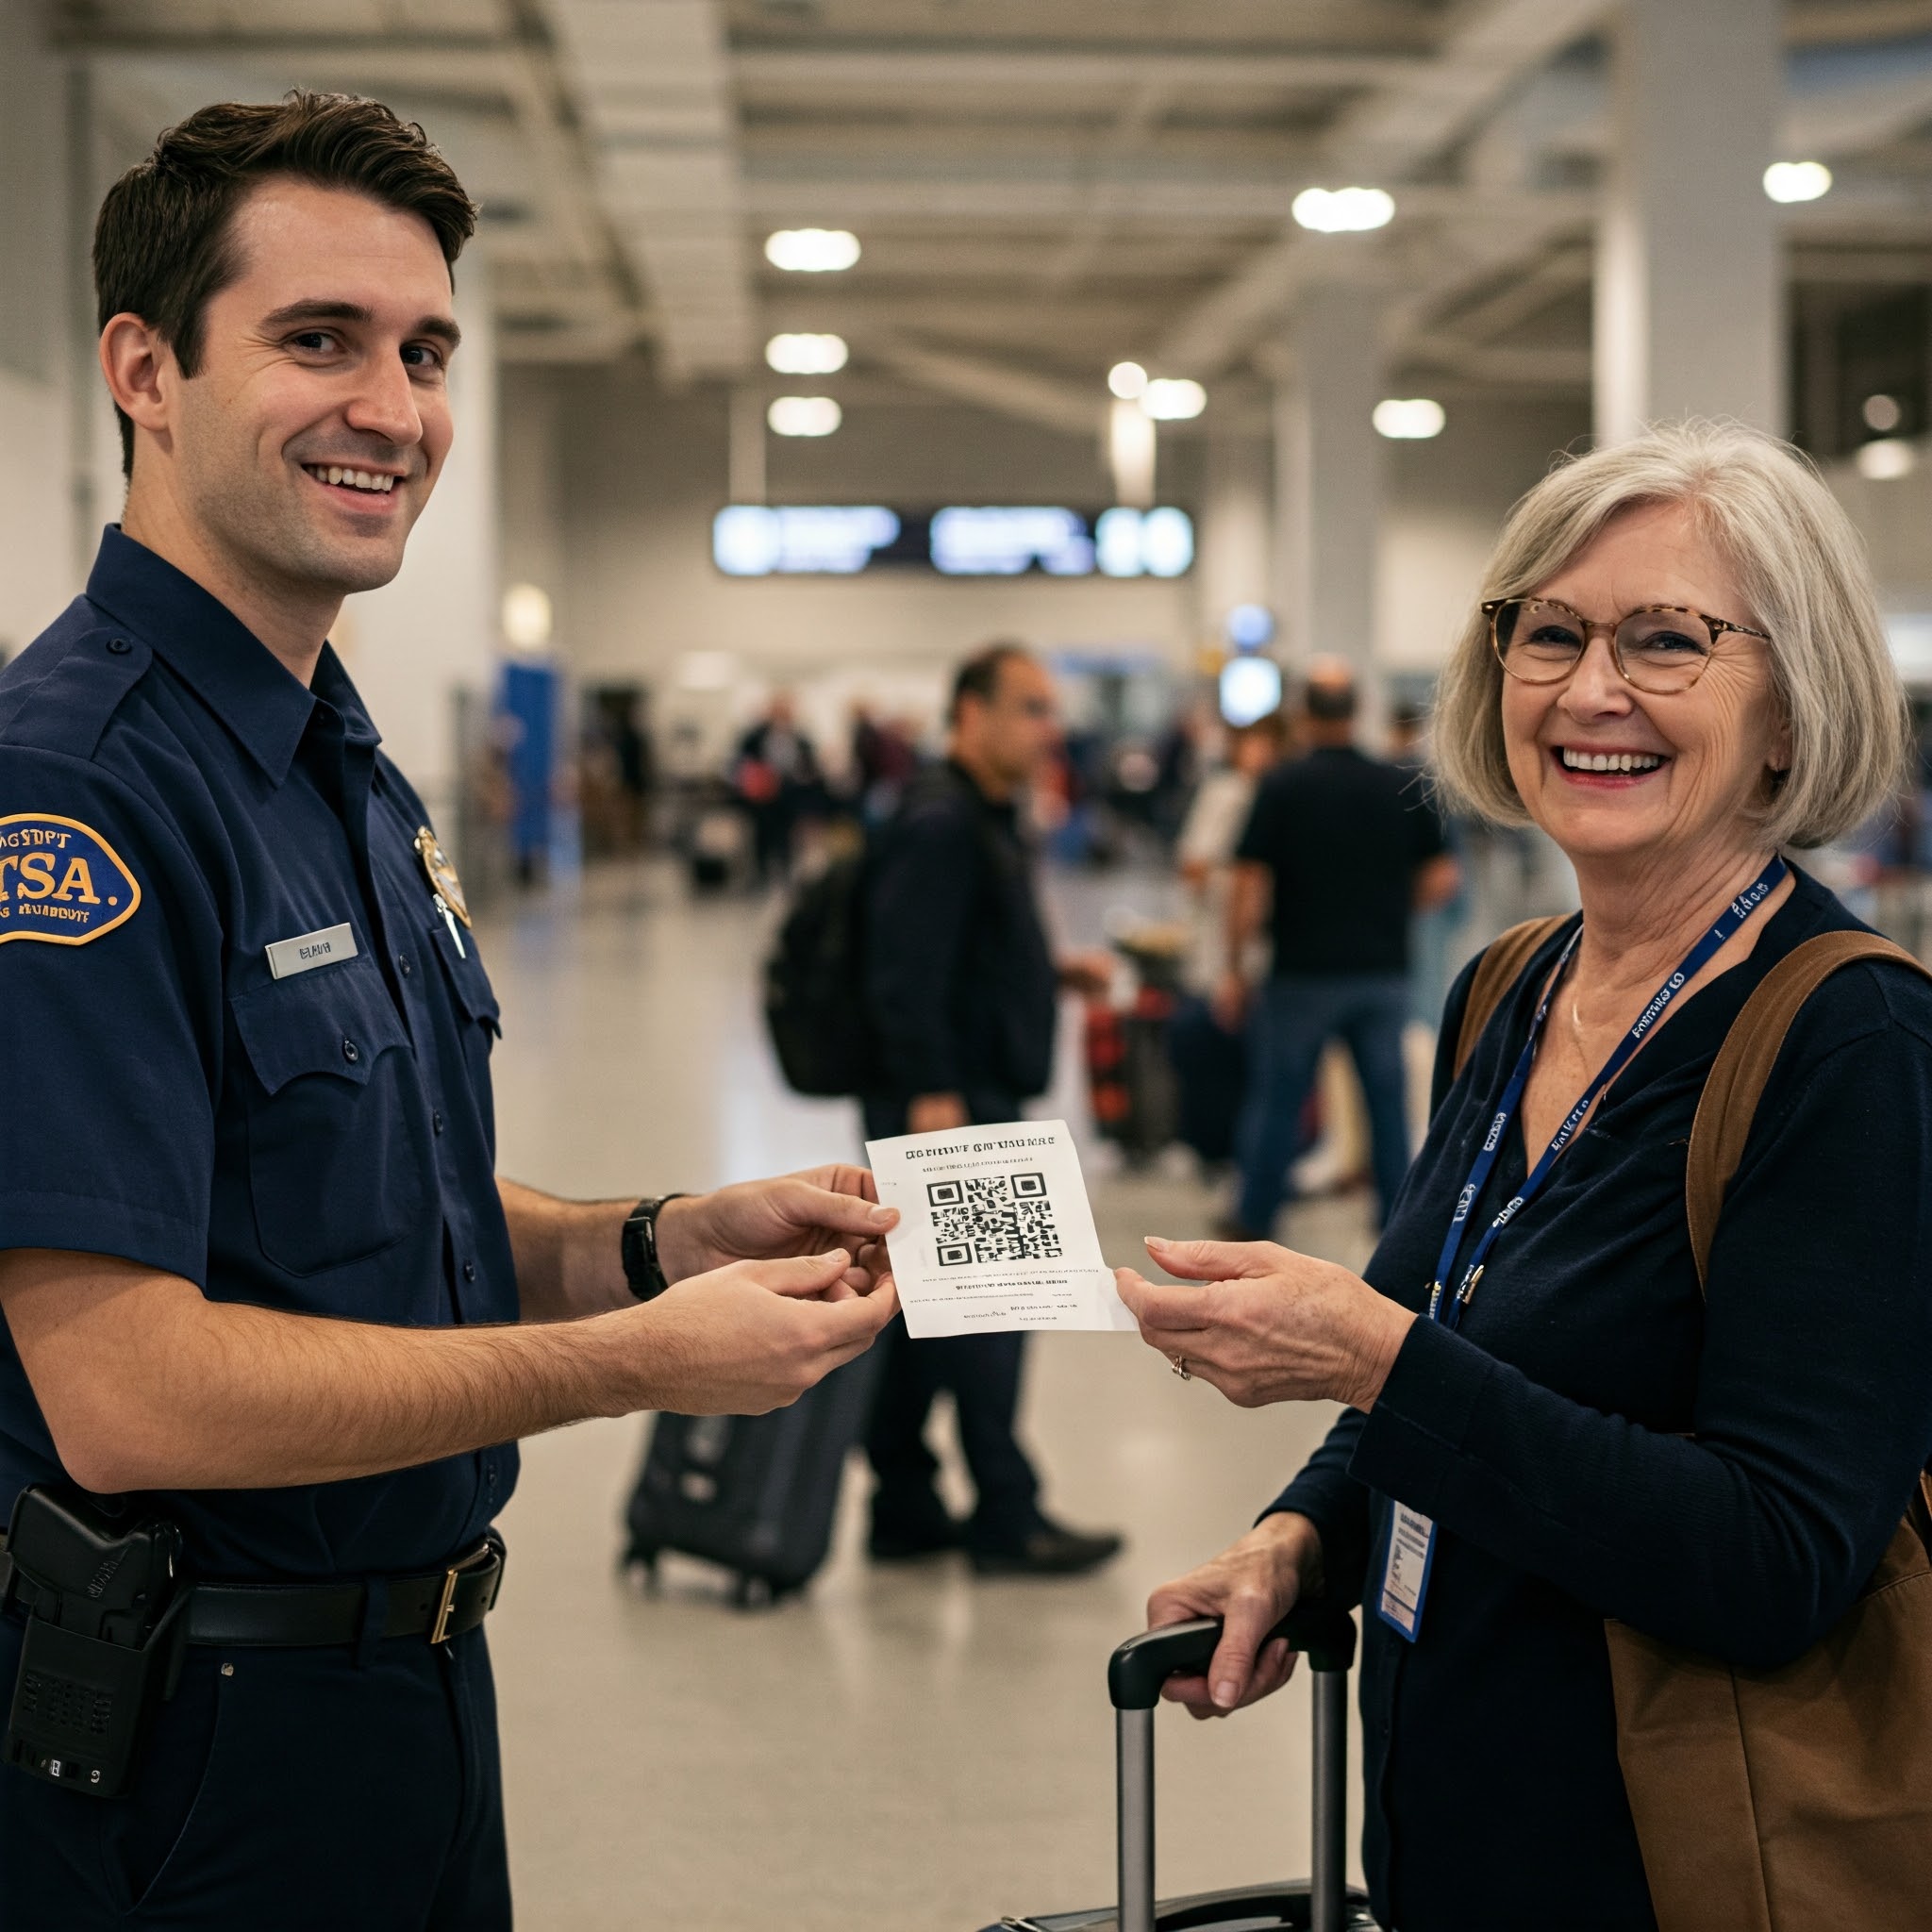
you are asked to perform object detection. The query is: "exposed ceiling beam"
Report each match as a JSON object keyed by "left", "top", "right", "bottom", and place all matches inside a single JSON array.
[
  {"left": 547, "top": 0, "right": 754, "bottom": 379},
  {"left": 1157, "top": 0, "right": 1610, "bottom": 379},
  {"left": 1789, "top": 3, "right": 1932, "bottom": 45},
  {"left": 1406, "top": 340, "right": 1593, "bottom": 387},
  {"left": 863, "top": 336, "right": 1102, "bottom": 438},
  {"left": 1790, "top": 245, "right": 1932, "bottom": 280},
  {"left": 1788, "top": 67, "right": 1932, "bottom": 156},
  {"left": 1432, "top": 245, "right": 1592, "bottom": 345},
  {"left": 1328, "top": 0, "right": 1608, "bottom": 180},
  {"left": 1043, "top": 76, "right": 1174, "bottom": 292},
  {"left": 741, "top": 164, "right": 1591, "bottom": 227},
  {"left": 731, "top": 44, "right": 1424, "bottom": 93}
]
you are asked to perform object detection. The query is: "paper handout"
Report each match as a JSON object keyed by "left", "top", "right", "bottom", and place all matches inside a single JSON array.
[{"left": 864, "top": 1119, "right": 1136, "bottom": 1340}]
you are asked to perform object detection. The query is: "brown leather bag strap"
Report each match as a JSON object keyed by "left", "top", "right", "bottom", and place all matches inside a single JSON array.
[
  {"left": 1453, "top": 915, "right": 1572, "bottom": 1081},
  {"left": 1685, "top": 929, "right": 1932, "bottom": 1291}
]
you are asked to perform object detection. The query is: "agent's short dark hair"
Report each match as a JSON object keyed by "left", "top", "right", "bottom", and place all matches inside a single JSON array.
[
  {"left": 949, "top": 641, "right": 1034, "bottom": 723},
  {"left": 94, "top": 91, "right": 477, "bottom": 476}
]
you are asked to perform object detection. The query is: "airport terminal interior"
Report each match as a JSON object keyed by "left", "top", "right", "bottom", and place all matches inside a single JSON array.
[{"left": 8, "top": 0, "right": 1932, "bottom": 1925}]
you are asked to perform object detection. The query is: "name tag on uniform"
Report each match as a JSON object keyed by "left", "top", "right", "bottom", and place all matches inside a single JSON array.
[
  {"left": 1377, "top": 1502, "right": 1438, "bottom": 1642},
  {"left": 265, "top": 923, "right": 358, "bottom": 980}
]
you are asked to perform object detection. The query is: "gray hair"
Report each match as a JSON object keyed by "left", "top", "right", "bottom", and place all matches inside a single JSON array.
[{"left": 1431, "top": 420, "right": 1910, "bottom": 850}]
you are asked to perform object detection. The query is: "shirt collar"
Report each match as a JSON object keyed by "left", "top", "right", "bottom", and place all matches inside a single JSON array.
[{"left": 84, "top": 525, "right": 378, "bottom": 783}]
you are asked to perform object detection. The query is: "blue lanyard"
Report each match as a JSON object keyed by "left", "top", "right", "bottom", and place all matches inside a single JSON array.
[{"left": 1428, "top": 855, "right": 1788, "bottom": 1333}]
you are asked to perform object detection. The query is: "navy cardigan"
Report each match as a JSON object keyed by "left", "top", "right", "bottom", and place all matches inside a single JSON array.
[{"left": 1270, "top": 868, "right": 1932, "bottom": 1931}]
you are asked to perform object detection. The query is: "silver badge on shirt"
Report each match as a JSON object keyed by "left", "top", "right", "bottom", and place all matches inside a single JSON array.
[{"left": 265, "top": 922, "right": 358, "bottom": 980}]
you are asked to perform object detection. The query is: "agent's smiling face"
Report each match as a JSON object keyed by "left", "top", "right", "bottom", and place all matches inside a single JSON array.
[
  {"left": 1500, "top": 499, "right": 1790, "bottom": 874},
  {"left": 167, "top": 175, "right": 458, "bottom": 602}
]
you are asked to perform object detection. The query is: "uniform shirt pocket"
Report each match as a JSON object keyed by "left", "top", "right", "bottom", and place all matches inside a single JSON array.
[
  {"left": 228, "top": 957, "right": 429, "bottom": 1275},
  {"left": 428, "top": 917, "right": 501, "bottom": 1038}
]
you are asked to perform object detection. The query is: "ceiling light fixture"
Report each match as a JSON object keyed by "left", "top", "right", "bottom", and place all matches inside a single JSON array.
[
  {"left": 1141, "top": 377, "right": 1207, "bottom": 421},
  {"left": 764, "top": 228, "right": 861, "bottom": 273},
  {"left": 1863, "top": 393, "right": 1904, "bottom": 434},
  {"left": 1291, "top": 186, "right": 1395, "bottom": 233},
  {"left": 1373, "top": 397, "right": 1446, "bottom": 440},
  {"left": 1857, "top": 438, "right": 1916, "bottom": 481},
  {"left": 1763, "top": 161, "right": 1831, "bottom": 205},
  {"left": 1108, "top": 360, "right": 1148, "bottom": 400},
  {"left": 766, "top": 332, "right": 848, "bottom": 375},
  {"left": 501, "top": 583, "right": 553, "bottom": 651},
  {"left": 767, "top": 395, "right": 842, "bottom": 438}
]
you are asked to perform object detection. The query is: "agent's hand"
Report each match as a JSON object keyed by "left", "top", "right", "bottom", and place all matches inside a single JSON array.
[
  {"left": 629, "top": 1250, "right": 900, "bottom": 1415},
  {"left": 908, "top": 1092, "right": 969, "bottom": 1135},
  {"left": 1147, "top": 1513, "right": 1323, "bottom": 1717},
  {"left": 656, "top": 1167, "right": 897, "bottom": 1295},
  {"left": 1115, "top": 1237, "right": 1414, "bottom": 1411}
]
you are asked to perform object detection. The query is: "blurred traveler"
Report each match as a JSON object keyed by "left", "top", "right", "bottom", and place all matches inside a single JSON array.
[
  {"left": 860, "top": 642, "right": 1123, "bottom": 1575},
  {"left": 1390, "top": 699, "right": 1472, "bottom": 1024},
  {"left": 1167, "top": 710, "right": 1290, "bottom": 1166},
  {"left": 1117, "top": 422, "right": 1932, "bottom": 1930},
  {"left": 1177, "top": 709, "right": 1291, "bottom": 990},
  {"left": 849, "top": 700, "right": 920, "bottom": 824},
  {"left": 1220, "top": 661, "right": 1460, "bottom": 1234},
  {"left": 0, "top": 94, "right": 897, "bottom": 1930},
  {"left": 734, "top": 691, "right": 823, "bottom": 882}
]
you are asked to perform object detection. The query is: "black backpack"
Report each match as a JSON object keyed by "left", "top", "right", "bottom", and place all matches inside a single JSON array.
[{"left": 762, "top": 845, "right": 875, "bottom": 1097}]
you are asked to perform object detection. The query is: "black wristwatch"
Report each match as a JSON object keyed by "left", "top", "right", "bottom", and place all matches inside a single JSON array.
[{"left": 621, "top": 1195, "right": 689, "bottom": 1302}]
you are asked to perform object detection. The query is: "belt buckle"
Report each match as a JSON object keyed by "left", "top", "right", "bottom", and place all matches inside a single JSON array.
[{"left": 429, "top": 1565, "right": 461, "bottom": 1646}]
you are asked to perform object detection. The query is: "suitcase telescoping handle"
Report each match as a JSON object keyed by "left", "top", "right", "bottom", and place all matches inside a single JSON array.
[{"left": 1107, "top": 1605, "right": 1357, "bottom": 1932}]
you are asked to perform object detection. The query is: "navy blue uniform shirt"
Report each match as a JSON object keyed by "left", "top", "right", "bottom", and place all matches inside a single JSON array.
[
  {"left": 1270, "top": 866, "right": 1932, "bottom": 1929},
  {"left": 0, "top": 528, "right": 517, "bottom": 1581}
]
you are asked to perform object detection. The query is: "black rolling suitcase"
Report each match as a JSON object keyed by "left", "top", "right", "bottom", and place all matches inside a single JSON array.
[
  {"left": 980, "top": 1606, "right": 1374, "bottom": 1932},
  {"left": 621, "top": 1348, "right": 881, "bottom": 1607}
]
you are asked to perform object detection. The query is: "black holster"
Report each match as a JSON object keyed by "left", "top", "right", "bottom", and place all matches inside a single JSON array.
[{"left": 0, "top": 1484, "right": 190, "bottom": 1798}]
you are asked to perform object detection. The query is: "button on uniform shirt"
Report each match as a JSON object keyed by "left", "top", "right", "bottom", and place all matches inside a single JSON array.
[
  {"left": 0, "top": 527, "right": 517, "bottom": 1581},
  {"left": 1235, "top": 744, "right": 1447, "bottom": 976}
]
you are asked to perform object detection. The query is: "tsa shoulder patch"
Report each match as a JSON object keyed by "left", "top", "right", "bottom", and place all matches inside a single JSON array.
[{"left": 0, "top": 814, "right": 141, "bottom": 946}]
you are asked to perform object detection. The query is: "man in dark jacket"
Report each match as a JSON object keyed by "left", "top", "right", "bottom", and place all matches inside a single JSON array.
[{"left": 860, "top": 643, "right": 1122, "bottom": 1575}]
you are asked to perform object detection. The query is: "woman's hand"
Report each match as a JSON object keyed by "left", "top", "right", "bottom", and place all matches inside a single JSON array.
[
  {"left": 1115, "top": 1237, "right": 1415, "bottom": 1411},
  {"left": 1147, "top": 1512, "right": 1324, "bottom": 1717}
]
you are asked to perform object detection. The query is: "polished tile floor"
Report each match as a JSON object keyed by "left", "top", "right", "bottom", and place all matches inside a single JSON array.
[{"left": 478, "top": 861, "right": 1382, "bottom": 1930}]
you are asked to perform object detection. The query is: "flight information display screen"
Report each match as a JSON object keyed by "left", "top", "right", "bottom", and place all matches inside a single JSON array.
[{"left": 711, "top": 504, "right": 1193, "bottom": 578}]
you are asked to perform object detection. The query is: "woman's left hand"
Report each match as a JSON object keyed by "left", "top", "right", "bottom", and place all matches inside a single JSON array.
[{"left": 1115, "top": 1237, "right": 1416, "bottom": 1411}]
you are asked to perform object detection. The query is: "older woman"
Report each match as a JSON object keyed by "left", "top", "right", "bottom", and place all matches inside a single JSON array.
[{"left": 1115, "top": 422, "right": 1932, "bottom": 1930}]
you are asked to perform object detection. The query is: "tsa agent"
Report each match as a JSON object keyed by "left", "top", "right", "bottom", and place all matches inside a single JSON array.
[{"left": 0, "top": 93, "right": 895, "bottom": 1930}]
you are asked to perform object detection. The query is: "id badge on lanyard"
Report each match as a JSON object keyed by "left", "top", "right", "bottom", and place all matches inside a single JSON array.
[{"left": 1374, "top": 856, "right": 1787, "bottom": 1643}]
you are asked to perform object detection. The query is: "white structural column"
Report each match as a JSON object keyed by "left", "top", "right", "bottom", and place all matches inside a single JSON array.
[
  {"left": 0, "top": 18, "right": 81, "bottom": 646},
  {"left": 1196, "top": 425, "right": 1273, "bottom": 641},
  {"left": 1594, "top": 0, "right": 1783, "bottom": 442},
  {"left": 1275, "top": 283, "right": 1386, "bottom": 695}
]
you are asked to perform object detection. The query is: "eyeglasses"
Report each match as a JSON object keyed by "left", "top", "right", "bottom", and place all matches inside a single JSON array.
[{"left": 1483, "top": 597, "right": 1771, "bottom": 696}]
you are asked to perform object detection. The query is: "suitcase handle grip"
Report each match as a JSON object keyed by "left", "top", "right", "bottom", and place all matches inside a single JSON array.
[{"left": 1108, "top": 1604, "right": 1357, "bottom": 1709}]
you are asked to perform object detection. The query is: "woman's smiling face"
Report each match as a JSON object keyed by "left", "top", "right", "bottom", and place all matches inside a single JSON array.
[{"left": 1500, "top": 498, "right": 1790, "bottom": 874}]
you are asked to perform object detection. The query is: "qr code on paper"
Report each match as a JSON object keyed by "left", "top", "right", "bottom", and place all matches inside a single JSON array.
[{"left": 929, "top": 1173, "right": 1061, "bottom": 1266}]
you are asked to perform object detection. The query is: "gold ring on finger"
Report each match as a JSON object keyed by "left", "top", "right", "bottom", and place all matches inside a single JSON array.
[{"left": 1170, "top": 1354, "right": 1191, "bottom": 1381}]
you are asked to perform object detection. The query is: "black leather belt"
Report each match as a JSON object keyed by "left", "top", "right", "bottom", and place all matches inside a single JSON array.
[
  {"left": 5, "top": 1532, "right": 505, "bottom": 1650},
  {"left": 185, "top": 1534, "right": 506, "bottom": 1648}
]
